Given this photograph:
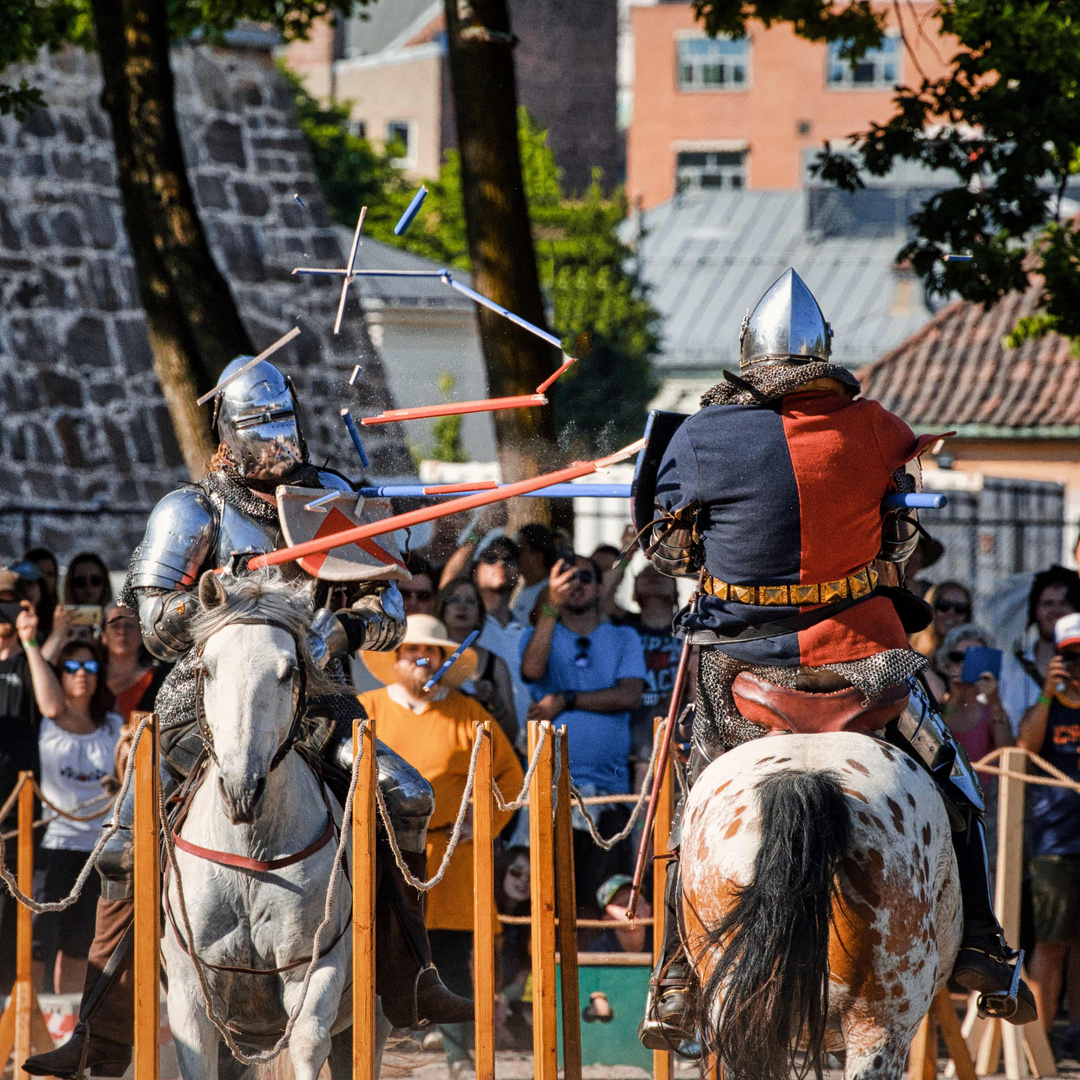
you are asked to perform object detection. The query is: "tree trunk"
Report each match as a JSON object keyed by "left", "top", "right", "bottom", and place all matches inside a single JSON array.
[
  {"left": 443, "top": 0, "right": 560, "bottom": 528},
  {"left": 90, "top": 0, "right": 254, "bottom": 479}
]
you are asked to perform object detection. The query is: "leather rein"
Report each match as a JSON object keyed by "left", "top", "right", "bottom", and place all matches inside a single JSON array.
[{"left": 167, "top": 617, "right": 350, "bottom": 977}]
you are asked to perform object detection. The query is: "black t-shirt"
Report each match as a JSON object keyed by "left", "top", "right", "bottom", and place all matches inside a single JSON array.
[
  {"left": 614, "top": 612, "right": 681, "bottom": 763},
  {"left": 0, "top": 652, "right": 40, "bottom": 828}
]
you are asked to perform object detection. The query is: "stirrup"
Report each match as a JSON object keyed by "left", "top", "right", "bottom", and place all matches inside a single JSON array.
[{"left": 978, "top": 949, "right": 1025, "bottom": 1020}]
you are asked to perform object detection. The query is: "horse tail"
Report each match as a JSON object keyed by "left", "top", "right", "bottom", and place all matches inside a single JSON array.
[{"left": 697, "top": 768, "right": 852, "bottom": 1080}]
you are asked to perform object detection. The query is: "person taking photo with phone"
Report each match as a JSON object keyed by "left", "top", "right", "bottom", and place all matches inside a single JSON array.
[
  {"left": 1017, "top": 613, "right": 1080, "bottom": 1049},
  {"left": 16, "top": 605, "right": 122, "bottom": 995}
]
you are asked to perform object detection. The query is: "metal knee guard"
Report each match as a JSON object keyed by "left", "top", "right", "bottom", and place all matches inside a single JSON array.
[{"left": 324, "top": 722, "right": 434, "bottom": 854}]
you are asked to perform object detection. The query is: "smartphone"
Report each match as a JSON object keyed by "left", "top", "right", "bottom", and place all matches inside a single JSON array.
[
  {"left": 961, "top": 646, "right": 1002, "bottom": 684},
  {"left": 65, "top": 604, "right": 103, "bottom": 628},
  {"left": 0, "top": 601, "right": 23, "bottom": 627}
]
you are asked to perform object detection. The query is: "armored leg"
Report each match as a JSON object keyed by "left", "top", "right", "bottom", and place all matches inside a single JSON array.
[
  {"left": 638, "top": 741, "right": 716, "bottom": 1053},
  {"left": 888, "top": 679, "right": 1037, "bottom": 1025},
  {"left": 320, "top": 714, "right": 474, "bottom": 1027}
]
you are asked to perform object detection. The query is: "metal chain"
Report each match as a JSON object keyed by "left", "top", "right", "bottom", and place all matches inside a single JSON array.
[
  {"left": 0, "top": 714, "right": 153, "bottom": 914},
  {"left": 159, "top": 724, "right": 363, "bottom": 1067}
]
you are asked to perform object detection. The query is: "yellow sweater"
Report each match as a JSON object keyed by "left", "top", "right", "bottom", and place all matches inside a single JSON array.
[{"left": 358, "top": 687, "right": 523, "bottom": 932}]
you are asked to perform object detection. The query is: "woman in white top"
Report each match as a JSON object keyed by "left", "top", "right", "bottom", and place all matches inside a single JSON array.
[{"left": 18, "top": 606, "right": 121, "bottom": 994}]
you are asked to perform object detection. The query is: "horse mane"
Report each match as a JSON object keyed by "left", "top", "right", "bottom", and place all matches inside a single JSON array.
[{"left": 190, "top": 571, "right": 347, "bottom": 699}]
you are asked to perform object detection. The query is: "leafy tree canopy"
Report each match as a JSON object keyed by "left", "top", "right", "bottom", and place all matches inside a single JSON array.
[
  {"left": 799, "top": 0, "right": 1080, "bottom": 341},
  {"left": 291, "top": 93, "right": 662, "bottom": 454}
]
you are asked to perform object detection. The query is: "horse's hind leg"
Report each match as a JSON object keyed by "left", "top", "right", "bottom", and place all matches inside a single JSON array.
[{"left": 843, "top": 1032, "right": 913, "bottom": 1080}]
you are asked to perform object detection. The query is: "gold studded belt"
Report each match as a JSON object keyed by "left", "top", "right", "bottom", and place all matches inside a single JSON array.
[{"left": 703, "top": 564, "right": 879, "bottom": 606}]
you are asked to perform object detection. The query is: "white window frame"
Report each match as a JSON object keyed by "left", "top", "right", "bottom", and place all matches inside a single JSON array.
[
  {"left": 826, "top": 34, "right": 901, "bottom": 90},
  {"left": 675, "top": 32, "right": 750, "bottom": 93},
  {"left": 385, "top": 119, "right": 417, "bottom": 168},
  {"left": 673, "top": 140, "right": 749, "bottom": 193}
]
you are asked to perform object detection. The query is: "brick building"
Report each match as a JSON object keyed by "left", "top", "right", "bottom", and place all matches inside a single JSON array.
[
  {"left": 285, "top": 0, "right": 621, "bottom": 194},
  {"left": 626, "top": 0, "right": 952, "bottom": 208}
]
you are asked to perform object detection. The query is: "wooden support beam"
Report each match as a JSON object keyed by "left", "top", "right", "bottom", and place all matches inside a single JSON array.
[
  {"left": 909, "top": 1008, "right": 938, "bottom": 1080},
  {"left": 472, "top": 723, "right": 496, "bottom": 1080},
  {"left": 529, "top": 722, "right": 558, "bottom": 1080},
  {"left": 353, "top": 718, "right": 378, "bottom": 1080},
  {"left": 652, "top": 717, "right": 674, "bottom": 1080},
  {"left": 132, "top": 714, "right": 160, "bottom": 1080},
  {"left": 931, "top": 991, "right": 977, "bottom": 1080},
  {"left": 555, "top": 728, "right": 582, "bottom": 1080}
]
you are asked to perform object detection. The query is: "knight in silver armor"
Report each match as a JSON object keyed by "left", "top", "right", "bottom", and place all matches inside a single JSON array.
[
  {"left": 633, "top": 270, "right": 1036, "bottom": 1055},
  {"left": 26, "top": 357, "right": 471, "bottom": 1080}
]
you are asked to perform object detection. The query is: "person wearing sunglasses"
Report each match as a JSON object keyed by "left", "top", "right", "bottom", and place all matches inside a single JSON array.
[
  {"left": 17, "top": 609, "right": 122, "bottom": 997},
  {"left": 520, "top": 553, "right": 646, "bottom": 928},
  {"left": 1017, "top": 613, "right": 1080, "bottom": 1045},
  {"left": 62, "top": 553, "right": 113, "bottom": 608},
  {"left": 401, "top": 555, "right": 439, "bottom": 617},
  {"left": 911, "top": 580, "right": 973, "bottom": 661}
]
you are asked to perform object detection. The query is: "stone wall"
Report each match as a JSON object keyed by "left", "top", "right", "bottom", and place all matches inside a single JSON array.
[{"left": 0, "top": 40, "right": 411, "bottom": 568}]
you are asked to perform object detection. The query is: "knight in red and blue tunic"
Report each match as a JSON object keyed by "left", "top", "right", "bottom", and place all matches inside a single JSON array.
[{"left": 636, "top": 269, "right": 1036, "bottom": 1052}]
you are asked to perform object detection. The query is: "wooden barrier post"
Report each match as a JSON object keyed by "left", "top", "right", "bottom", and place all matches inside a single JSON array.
[
  {"left": 652, "top": 718, "right": 675, "bottom": 1080},
  {"left": 554, "top": 727, "right": 582, "bottom": 1080},
  {"left": 472, "top": 723, "right": 496, "bottom": 1080},
  {"left": 971, "top": 748, "right": 1056, "bottom": 1079},
  {"left": 528, "top": 721, "right": 558, "bottom": 1080},
  {"left": 909, "top": 990, "right": 977, "bottom": 1080},
  {"left": 0, "top": 775, "right": 58, "bottom": 1077},
  {"left": 133, "top": 714, "right": 161, "bottom": 1080},
  {"left": 353, "top": 718, "right": 378, "bottom": 1080}
]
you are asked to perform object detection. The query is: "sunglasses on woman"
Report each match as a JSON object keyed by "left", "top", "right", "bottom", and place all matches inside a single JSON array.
[
  {"left": 72, "top": 574, "right": 105, "bottom": 589},
  {"left": 935, "top": 600, "right": 970, "bottom": 616},
  {"left": 62, "top": 658, "right": 100, "bottom": 675},
  {"left": 400, "top": 588, "right": 434, "bottom": 603}
]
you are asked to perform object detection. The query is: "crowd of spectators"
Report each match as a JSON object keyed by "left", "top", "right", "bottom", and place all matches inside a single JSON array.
[{"left": 4, "top": 519, "right": 1080, "bottom": 1062}]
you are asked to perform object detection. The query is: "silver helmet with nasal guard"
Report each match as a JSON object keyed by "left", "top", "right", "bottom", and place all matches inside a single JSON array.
[
  {"left": 213, "top": 356, "right": 307, "bottom": 482},
  {"left": 740, "top": 268, "right": 832, "bottom": 372}
]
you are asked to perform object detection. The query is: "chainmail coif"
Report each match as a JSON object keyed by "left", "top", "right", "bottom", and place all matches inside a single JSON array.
[{"left": 701, "top": 362, "right": 860, "bottom": 407}]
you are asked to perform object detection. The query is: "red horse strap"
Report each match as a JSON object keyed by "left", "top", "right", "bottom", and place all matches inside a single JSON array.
[{"left": 171, "top": 815, "right": 335, "bottom": 873}]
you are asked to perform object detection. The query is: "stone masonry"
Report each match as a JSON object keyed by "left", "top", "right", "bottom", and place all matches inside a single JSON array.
[{"left": 0, "top": 40, "right": 411, "bottom": 567}]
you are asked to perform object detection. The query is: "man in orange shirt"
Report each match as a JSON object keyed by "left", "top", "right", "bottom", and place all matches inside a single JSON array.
[{"left": 360, "top": 616, "right": 523, "bottom": 1069}]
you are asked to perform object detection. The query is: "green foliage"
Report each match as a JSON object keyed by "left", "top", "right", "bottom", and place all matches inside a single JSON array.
[
  {"left": 692, "top": 0, "right": 885, "bottom": 59},
  {"left": 430, "top": 374, "right": 470, "bottom": 463},
  {"left": 0, "top": 0, "right": 91, "bottom": 117},
  {"left": 808, "top": 0, "right": 1080, "bottom": 341},
  {"left": 359, "top": 109, "right": 662, "bottom": 452}
]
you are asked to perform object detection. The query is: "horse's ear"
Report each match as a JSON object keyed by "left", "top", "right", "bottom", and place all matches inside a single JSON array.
[{"left": 199, "top": 571, "right": 227, "bottom": 610}]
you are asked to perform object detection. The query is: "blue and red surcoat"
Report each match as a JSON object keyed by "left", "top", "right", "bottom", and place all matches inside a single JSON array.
[{"left": 656, "top": 389, "right": 930, "bottom": 669}]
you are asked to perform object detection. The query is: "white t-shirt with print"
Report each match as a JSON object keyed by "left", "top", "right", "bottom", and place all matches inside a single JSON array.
[{"left": 38, "top": 713, "right": 122, "bottom": 851}]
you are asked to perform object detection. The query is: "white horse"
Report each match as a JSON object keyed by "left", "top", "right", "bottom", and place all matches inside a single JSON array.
[
  {"left": 680, "top": 731, "right": 962, "bottom": 1080},
  {"left": 162, "top": 571, "right": 389, "bottom": 1080}
]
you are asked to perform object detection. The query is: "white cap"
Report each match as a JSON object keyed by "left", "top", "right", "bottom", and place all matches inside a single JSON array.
[{"left": 1054, "top": 612, "right": 1080, "bottom": 650}]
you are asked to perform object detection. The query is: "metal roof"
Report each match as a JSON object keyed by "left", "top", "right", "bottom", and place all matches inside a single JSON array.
[{"left": 633, "top": 188, "right": 937, "bottom": 375}]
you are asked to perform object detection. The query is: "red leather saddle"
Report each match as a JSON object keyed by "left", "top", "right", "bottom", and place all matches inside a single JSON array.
[{"left": 731, "top": 671, "right": 909, "bottom": 736}]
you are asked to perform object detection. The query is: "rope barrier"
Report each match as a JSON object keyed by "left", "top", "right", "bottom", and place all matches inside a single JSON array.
[
  {"left": 0, "top": 790, "right": 117, "bottom": 842},
  {"left": 159, "top": 721, "right": 364, "bottom": 1067},
  {"left": 32, "top": 780, "right": 115, "bottom": 822},
  {"left": 493, "top": 722, "right": 548, "bottom": 813},
  {"left": 498, "top": 914, "right": 656, "bottom": 928},
  {"left": 0, "top": 773, "right": 28, "bottom": 825},
  {"left": 375, "top": 724, "right": 486, "bottom": 892},
  {"left": 0, "top": 714, "right": 153, "bottom": 914},
  {"left": 973, "top": 745, "right": 1080, "bottom": 795}
]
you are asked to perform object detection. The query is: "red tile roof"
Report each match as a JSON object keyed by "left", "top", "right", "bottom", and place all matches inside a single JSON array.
[{"left": 857, "top": 284, "right": 1080, "bottom": 434}]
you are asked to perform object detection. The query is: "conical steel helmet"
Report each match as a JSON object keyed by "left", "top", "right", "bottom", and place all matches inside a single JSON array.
[{"left": 739, "top": 268, "right": 832, "bottom": 371}]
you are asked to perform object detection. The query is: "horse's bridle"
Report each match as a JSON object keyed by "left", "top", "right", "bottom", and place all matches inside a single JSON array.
[{"left": 193, "top": 616, "right": 309, "bottom": 773}]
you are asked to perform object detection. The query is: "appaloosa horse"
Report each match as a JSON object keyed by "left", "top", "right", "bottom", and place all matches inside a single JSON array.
[
  {"left": 162, "top": 572, "right": 389, "bottom": 1080},
  {"left": 681, "top": 731, "right": 961, "bottom": 1080}
]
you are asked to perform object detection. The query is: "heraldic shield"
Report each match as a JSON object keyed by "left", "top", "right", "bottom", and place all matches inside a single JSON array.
[{"left": 276, "top": 487, "right": 412, "bottom": 583}]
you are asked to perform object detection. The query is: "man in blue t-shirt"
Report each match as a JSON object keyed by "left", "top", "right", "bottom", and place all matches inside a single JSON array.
[
  {"left": 1018, "top": 612, "right": 1080, "bottom": 1044},
  {"left": 519, "top": 554, "right": 645, "bottom": 921}
]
